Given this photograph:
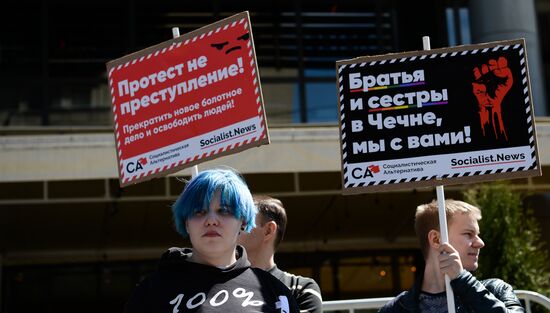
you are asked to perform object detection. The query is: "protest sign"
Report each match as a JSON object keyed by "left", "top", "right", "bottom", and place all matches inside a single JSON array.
[
  {"left": 107, "top": 12, "right": 269, "bottom": 187},
  {"left": 337, "top": 39, "right": 541, "bottom": 194}
]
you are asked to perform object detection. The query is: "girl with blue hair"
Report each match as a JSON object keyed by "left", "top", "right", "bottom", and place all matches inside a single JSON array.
[{"left": 124, "top": 168, "right": 299, "bottom": 313}]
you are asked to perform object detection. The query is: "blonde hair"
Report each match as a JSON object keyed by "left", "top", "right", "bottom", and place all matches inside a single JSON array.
[{"left": 415, "top": 199, "right": 481, "bottom": 258}]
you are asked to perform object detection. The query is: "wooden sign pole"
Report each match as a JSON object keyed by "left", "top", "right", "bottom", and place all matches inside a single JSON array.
[{"left": 424, "top": 35, "right": 456, "bottom": 313}]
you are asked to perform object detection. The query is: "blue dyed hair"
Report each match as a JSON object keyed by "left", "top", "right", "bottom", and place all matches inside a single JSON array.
[{"left": 172, "top": 168, "right": 257, "bottom": 237}]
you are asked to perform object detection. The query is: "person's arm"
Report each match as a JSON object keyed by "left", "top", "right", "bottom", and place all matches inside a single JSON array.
[
  {"left": 256, "top": 268, "right": 301, "bottom": 313},
  {"left": 295, "top": 278, "right": 323, "bottom": 313},
  {"left": 377, "top": 291, "right": 407, "bottom": 313},
  {"left": 451, "top": 270, "right": 524, "bottom": 313},
  {"left": 378, "top": 299, "right": 400, "bottom": 313}
]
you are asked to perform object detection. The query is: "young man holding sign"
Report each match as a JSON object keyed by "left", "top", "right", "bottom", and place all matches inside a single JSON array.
[{"left": 379, "top": 200, "right": 524, "bottom": 313}]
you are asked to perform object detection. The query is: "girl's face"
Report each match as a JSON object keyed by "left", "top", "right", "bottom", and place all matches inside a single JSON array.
[{"left": 186, "top": 190, "right": 243, "bottom": 267}]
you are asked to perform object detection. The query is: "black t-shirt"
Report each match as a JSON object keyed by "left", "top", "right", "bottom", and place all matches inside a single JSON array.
[
  {"left": 125, "top": 246, "right": 299, "bottom": 313},
  {"left": 268, "top": 266, "right": 323, "bottom": 313}
]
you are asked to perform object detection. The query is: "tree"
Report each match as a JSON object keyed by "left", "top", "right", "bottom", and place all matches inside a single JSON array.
[{"left": 463, "top": 182, "right": 550, "bottom": 297}]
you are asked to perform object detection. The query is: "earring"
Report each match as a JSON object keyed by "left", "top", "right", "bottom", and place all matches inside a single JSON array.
[{"left": 240, "top": 226, "right": 245, "bottom": 231}]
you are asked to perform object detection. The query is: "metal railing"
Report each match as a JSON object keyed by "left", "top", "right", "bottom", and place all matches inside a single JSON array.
[
  {"left": 322, "top": 297, "right": 393, "bottom": 312},
  {"left": 322, "top": 290, "right": 550, "bottom": 312},
  {"left": 516, "top": 290, "right": 550, "bottom": 313}
]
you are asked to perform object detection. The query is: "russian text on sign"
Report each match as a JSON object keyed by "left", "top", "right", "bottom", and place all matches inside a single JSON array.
[
  {"left": 120, "top": 58, "right": 244, "bottom": 116},
  {"left": 366, "top": 89, "right": 448, "bottom": 109},
  {"left": 349, "top": 70, "right": 425, "bottom": 91},
  {"left": 118, "top": 63, "right": 185, "bottom": 97}
]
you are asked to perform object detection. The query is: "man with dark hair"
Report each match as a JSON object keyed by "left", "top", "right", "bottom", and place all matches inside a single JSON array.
[
  {"left": 239, "top": 195, "right": 323, "bottom": 313},
  {"left": 379, "top": 199, "right": 524, "bottom": 313}
]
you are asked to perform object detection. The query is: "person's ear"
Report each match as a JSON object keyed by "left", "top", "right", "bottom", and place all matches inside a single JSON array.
[
  {"left": 427, "top": 230, "right": 441, "bottom": 249},
  {"left": 263, "top": 221, "right": 277, "bottom": 242},
  {"left": 237, "top": 219, "right": 246, "bottom": 234}
]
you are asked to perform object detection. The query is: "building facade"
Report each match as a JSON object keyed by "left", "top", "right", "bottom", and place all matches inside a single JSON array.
[{"left": 1, "top": 1, "right": 549, "bottom": 312}]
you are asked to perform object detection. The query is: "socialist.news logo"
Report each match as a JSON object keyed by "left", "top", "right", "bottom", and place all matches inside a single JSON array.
[
  {"left": 126, "top": 157, "right": 147, "bottom": 173},
  {"left": 351, "top": 164, "right": 380, "bottom": 179}
]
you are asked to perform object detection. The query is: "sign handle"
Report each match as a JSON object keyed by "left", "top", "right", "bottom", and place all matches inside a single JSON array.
[
  {"left": 424, "top": 34, "right": 456, "bottom": 313},
  {"left": 173, "top": 26, "right": 199, "bottom": 179},
  {"left": 171, "top": 27, "right": 180, "bottom": 38},
  {"left": 436, "top": 185, "right": 456, "bottom": 313}
]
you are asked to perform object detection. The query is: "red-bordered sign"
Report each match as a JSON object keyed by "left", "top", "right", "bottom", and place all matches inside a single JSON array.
[{"left": 107, "top": 12, "right": 269, "bottom": 187}]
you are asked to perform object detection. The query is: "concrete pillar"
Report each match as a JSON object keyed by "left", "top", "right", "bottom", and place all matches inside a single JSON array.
[{"left": 469, "top": 0, "right": 547, "bottom": 116}]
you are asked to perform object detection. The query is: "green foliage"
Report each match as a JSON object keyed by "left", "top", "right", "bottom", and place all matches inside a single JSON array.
[{"left": 463, "top": 182, "right": 550, "bottom": 295}]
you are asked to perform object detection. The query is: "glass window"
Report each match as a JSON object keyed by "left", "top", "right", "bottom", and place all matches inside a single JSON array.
[
  {"left": 446, "top": 7, "right": 471, "bottom": 46},
  {"left": 292, "top": 69, "right": 338, "bottom": 123}
]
